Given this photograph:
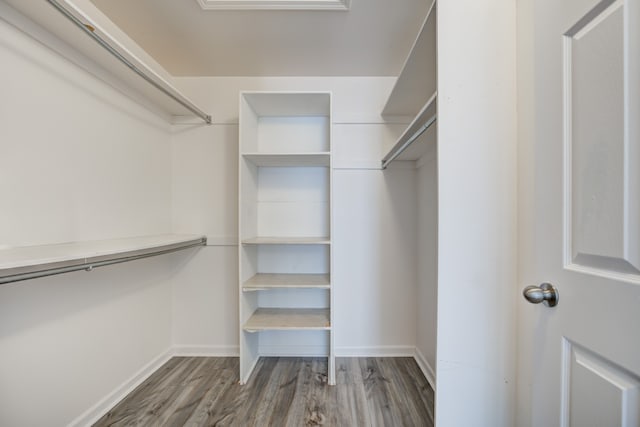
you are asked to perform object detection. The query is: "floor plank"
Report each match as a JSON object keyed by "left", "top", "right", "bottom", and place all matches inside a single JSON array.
[{"left": 93, "top": 357, "right": 434, "bottom": 427}]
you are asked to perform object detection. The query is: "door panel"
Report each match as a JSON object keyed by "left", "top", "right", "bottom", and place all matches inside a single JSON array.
[
  {"left": 565, "top": 0, "right": 640, "bottom": 279},
  {"left": 518, "top": 0, "right": 640, "bottom": 425},
  {"left": 562, "top": 340, "right": 640, "bottom": 427}
]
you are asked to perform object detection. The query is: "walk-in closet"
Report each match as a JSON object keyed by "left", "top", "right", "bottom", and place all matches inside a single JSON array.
[{"left": 1, "top": 0, "right": 520, "bottom": 425}]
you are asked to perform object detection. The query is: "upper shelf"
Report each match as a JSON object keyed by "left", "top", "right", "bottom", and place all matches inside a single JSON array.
[
  {"left": 382, "top": 0, "right": 436, "bottom": 118},
  {"left": 0, "top": 234, "right": 206, "bottom": 285},
  {"left": 382, "top": 92, "right": 437, "bottom": 167},
  {"left": 2, "top": 0, "right": 211, "bottom": 123}
]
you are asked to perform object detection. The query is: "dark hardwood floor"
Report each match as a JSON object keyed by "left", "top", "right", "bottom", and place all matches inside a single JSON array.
[{"left": 93, "top": 357, "right": 435, "bottom": 427}]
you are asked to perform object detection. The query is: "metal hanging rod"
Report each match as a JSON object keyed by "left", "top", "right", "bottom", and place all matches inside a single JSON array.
[
  {"left": 381, "top": 113, "right": 437, "bottom": 169},
  {"left": 0, "top": 237, "right": 206, "bottom": 285},
  {"left": 46, "top": 0, "right": 212, "bottom": 124}
]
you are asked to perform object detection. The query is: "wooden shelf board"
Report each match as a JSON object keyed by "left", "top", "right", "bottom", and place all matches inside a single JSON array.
[
  {"left": 243, "top": 273, "right": 330, "bottom": 291},
  {"left": 243, "top": 308, "right": 330, "bottom": 332},
  {"left": 242, "top": 153, "right": 330, "bottom": 167},
  {"left": 242, "top": 237, "right": 331, "bottom": 245},
  {"left": 0, "top": 234, "right": 206, "bottom": 280},
  {"left": 382, "top": 0, "right": 437, "bottom": 117}
]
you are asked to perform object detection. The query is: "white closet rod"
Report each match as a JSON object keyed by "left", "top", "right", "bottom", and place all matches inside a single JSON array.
[
  {"left": 0, "top": 237, "right": 206, "bottom": 285},
  {"left": 381, "top": 113, "right": 437, "bottom": 169},
  {"left": 46, "top": 0, "right": 212, "bottom": 124}
]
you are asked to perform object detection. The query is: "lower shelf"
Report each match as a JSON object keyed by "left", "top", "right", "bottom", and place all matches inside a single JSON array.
[{"left": 243, "top": 308, "right": 331, "bottom": 332}]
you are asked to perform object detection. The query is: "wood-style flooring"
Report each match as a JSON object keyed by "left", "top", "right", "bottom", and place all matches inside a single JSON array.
[{"left": 94, "top": 357, "right": 435, "bottom": 427}]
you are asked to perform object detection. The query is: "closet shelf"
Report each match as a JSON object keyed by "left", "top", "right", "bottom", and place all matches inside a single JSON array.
[
  {"left": 0, "top": 234, "right": 206, "bottom": 285},
  {"left": 243, "top": 308, "right": 331, "bottom": 332},
  {"left": 242, "top": 237, "right": 331, "bottom": 245},
  {"left": 382, "top": 0, "right": 436, "bottom": 117},
  {"left": 382, "top": 92, "right": 437, "bottom": 168},
  {"left": 243, "top": 273, "right": 330, "bottom": 291},
  {"left": 242, "top": 153, "right": 330, "bottom": 167},
  {"left": 4, "top": 0, "right": 211, "bottom": 123}
]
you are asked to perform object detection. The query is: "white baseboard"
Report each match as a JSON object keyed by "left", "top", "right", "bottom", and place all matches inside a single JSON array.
[
  {"left": 414, "top": 347, "right": 436, "bottom": 391},
  {"left": 68, "top": 347, "right": 174, "bottom": 427},
  {"left": 335, "top": 345, "right": 415, "bottom": 357},
  {"left": 172, "top": 344, "right": 239, "bottom": 357},
  {"left": 71, "top": 344, "right": 433, "bottom": 426}
]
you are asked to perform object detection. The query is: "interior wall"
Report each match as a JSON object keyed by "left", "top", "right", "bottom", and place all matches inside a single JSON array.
[
  {"left": 170, "top": 77, "right": 420, "bottom": 356},
  {"left": 416, "top": 142, "right": 438, "bottom": 384},
  {"left": 436, "top": 0, "right": 517, "bottom": 426},
  {"left": 0, "top": 13, "right": 178, "bottom": 426}
]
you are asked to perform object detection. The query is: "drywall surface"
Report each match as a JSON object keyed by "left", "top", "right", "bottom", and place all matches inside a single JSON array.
[
  {"left": 436, "top": 0, "right": 518, "bottom": 426},
  {"left": 416, "top": 143, "right": 438, "bottom": 384},
  {"left": 0, "top": 15, "right": 175, "bottom": 426},
  {"left": 171, "top": 77, "right": 420, "bottom": 356}
]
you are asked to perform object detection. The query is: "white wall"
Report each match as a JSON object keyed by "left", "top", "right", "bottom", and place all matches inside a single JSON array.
[
  {"left": 0, "top": 13, "right": 178, "bottom": 426},
  {"left": 170, "top": 77, "right": 421, "bottom": 356},
  {"left": 416, "top": 142, "right": 438, "bottom": 385},
  {"left": 435, "top": 0, "right": 517, "bottom": 426}
]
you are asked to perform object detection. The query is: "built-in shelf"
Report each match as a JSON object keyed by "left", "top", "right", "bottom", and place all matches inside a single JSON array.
[
  {"left": 242, "top": 153, "right": 330, "bottom": 167},
  {"left": 0, "top": 234, "right": 206, "bottom": 285},
  {"left": 239, "top": 92, "right": 334, "bottom": 385},
  {"left": 382, "top": 0, "right": 436, "bottom": 118},
  {"left": 2, "top": 0, "right": 211, "bottom": 123},
  {"left": 243, "top": 273, "right": 330, "bottom": 291},
  {"left": 382, "top": 91, "right": 437, "bottom": 167},
  {"left": 243, "top": 308, "right": 331, "bottom": 332},
  {"left": 242, "top": 237, "right": 331, "bottom": 245}
]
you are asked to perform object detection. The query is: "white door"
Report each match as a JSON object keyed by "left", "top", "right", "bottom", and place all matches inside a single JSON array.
[{"left": 517, "top": 0, "right": 640, "bottom": 425}]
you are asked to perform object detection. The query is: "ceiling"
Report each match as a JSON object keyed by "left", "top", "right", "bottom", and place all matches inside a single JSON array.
[{"left": 89, "top": 0, "right": 430, "bottom": 77}]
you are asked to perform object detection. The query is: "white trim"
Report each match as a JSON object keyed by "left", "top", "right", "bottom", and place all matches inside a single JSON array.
[
  {"left": 335, "top": 345, "right": 416, "bottom": 357},
  {"left": 560, "top": 338, "right": 572, "bottom": 427},
  {"left": 562, "top": 31, "right": 574, "bottom": 270},
  {"left": 414, "top": 347, "right": 437, "bottom": 391},
  {"left": 195, "top": 0, "right": 350, "bottom": 10},
  {"left": 172, "top": 345, "right": 240, "bottom": 357},
  {"left": 68, "top": 348, "right": 174, "bottom": 427},
  {"left": 565, "top": 263, "right": 640, "bottom": 285}
]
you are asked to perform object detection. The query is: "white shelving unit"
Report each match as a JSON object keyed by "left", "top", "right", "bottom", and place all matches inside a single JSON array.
[{"left": 239, "top": 92, "right": 334, "bottom": 385}]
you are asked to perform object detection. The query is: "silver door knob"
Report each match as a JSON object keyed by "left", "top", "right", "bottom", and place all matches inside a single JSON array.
[{"left": 523, "top": 282, "right": 559, "bottom": 307}]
